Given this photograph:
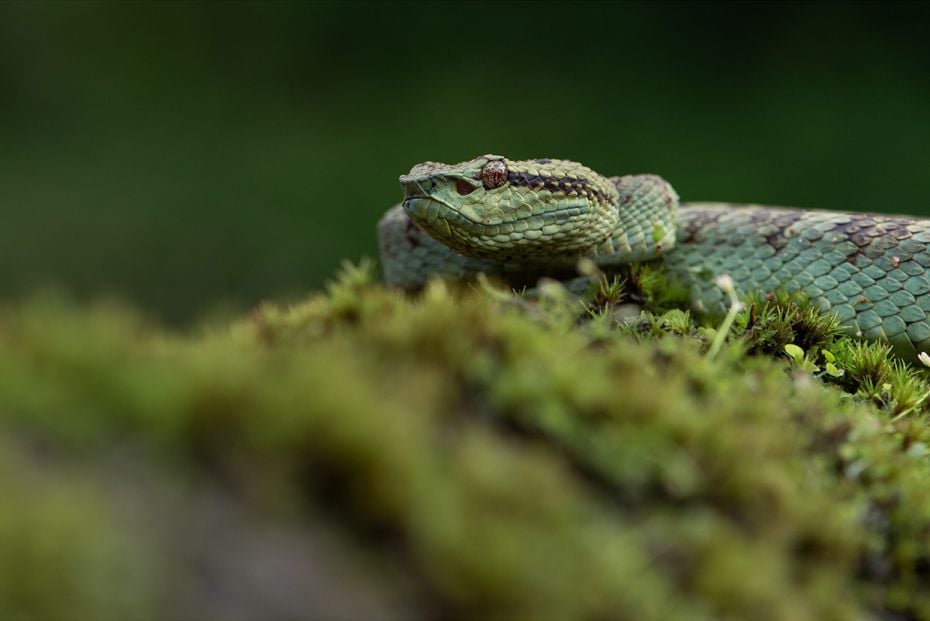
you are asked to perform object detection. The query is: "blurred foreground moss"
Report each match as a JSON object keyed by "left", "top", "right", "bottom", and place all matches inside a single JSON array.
[{"left": 3, "top": 264, "right": 930, "bottom": 620}]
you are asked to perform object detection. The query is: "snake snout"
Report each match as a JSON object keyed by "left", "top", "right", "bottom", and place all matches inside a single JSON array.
[{"left": 400, "top": 179, "right": 430, "bottom": 200}]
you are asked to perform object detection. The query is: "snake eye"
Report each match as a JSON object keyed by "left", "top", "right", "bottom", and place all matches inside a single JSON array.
[
  {"left": 481, "top": 160, "right": 507, "bottom": 190},
  {"left": 455, "top": 179, "right": 477, "bottom": 196}
]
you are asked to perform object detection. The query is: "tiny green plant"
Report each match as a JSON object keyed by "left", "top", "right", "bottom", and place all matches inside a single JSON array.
[{"left": 705, "top": 274, "right": 743, "bottom": 360}]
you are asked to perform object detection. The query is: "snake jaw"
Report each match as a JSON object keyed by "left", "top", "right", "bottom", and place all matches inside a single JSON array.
[{"left": 402, "top": 195, "right": 486, "bottom": 253}]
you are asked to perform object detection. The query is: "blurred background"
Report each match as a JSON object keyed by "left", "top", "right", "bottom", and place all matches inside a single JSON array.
[{"left": 3, "top": 0, "right": 930, "bottom": 323}]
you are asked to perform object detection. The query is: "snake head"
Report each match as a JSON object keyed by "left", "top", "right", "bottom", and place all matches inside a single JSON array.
[{"left": 399, "top": 155, "right": 621, "bottom": 260}]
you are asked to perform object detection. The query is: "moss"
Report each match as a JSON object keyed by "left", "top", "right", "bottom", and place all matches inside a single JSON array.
[{"left": 3, "top": 263, "right": 930, "bottom": 619}]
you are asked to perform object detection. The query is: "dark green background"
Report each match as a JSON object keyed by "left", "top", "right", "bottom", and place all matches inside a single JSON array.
[{"left": 3, "top": 1, "right": 930, "bottom": 322}]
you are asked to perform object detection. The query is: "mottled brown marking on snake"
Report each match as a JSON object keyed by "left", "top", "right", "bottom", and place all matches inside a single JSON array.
[
  {"left": 404, "top": 216, "right": 421, "bottom": 248},
  {"left": 835, "top": 215, "right": 920, "bottom": 264},
  {"left": 845, "top": 248, "right": 865, "bottom": 265},
  {"left": 507, "top": 172, "right": 613, "bottom": 206},
  {"left": 764, "top": 211, "right": 803, "bottom": 255},
  {"left": 884, "top": 219, "right": 914, "bottom": 240},
  {"left": 681, "top": 210, "right": 725, "bottom": 244},
  {"left": 764, "top": 231, "right": 786, "bottom": 252}
]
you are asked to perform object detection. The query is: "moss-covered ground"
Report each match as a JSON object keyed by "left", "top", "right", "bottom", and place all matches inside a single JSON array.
[{"left": 4, "top": 261, "right": 930, "bottom": 620}]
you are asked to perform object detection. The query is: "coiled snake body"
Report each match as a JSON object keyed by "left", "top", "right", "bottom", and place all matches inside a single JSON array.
[{"left": 378, "top": 155, "right": 930, "bottom": 359}]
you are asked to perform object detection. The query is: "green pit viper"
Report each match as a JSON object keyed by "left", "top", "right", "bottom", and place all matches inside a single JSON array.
[{"left": 378, "top": 154, "right": 930, "bottom": 360}]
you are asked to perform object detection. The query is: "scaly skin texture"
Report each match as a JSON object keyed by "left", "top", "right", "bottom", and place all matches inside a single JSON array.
[{"left": 379, "top": 155, "right": 930, "bottom": 358}]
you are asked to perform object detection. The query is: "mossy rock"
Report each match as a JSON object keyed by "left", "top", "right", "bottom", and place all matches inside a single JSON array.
[{"left": 2, "top": 262, "right": 930, "bottom": 620}]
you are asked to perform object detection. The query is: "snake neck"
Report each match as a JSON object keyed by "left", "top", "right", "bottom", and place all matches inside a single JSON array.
[{"left": 591, "top": 174, "right": 679, "bottom": 266}]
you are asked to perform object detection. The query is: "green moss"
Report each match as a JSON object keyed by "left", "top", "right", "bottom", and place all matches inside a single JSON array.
[
  {"left": 0, "top": 442, "right": 165, "bottom": 620},
  {"left": 3, "top": 263, "right": 930, "bottom": 619}
]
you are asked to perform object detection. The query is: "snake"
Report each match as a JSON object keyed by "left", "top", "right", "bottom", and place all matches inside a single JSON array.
[{"left": 377, "top": 154, "right": 930, "bottom": 359}]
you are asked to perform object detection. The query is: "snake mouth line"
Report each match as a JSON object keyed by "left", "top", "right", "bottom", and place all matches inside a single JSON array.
[{"left": 403, "top": 197, "right": 587, "bottom": 227}]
